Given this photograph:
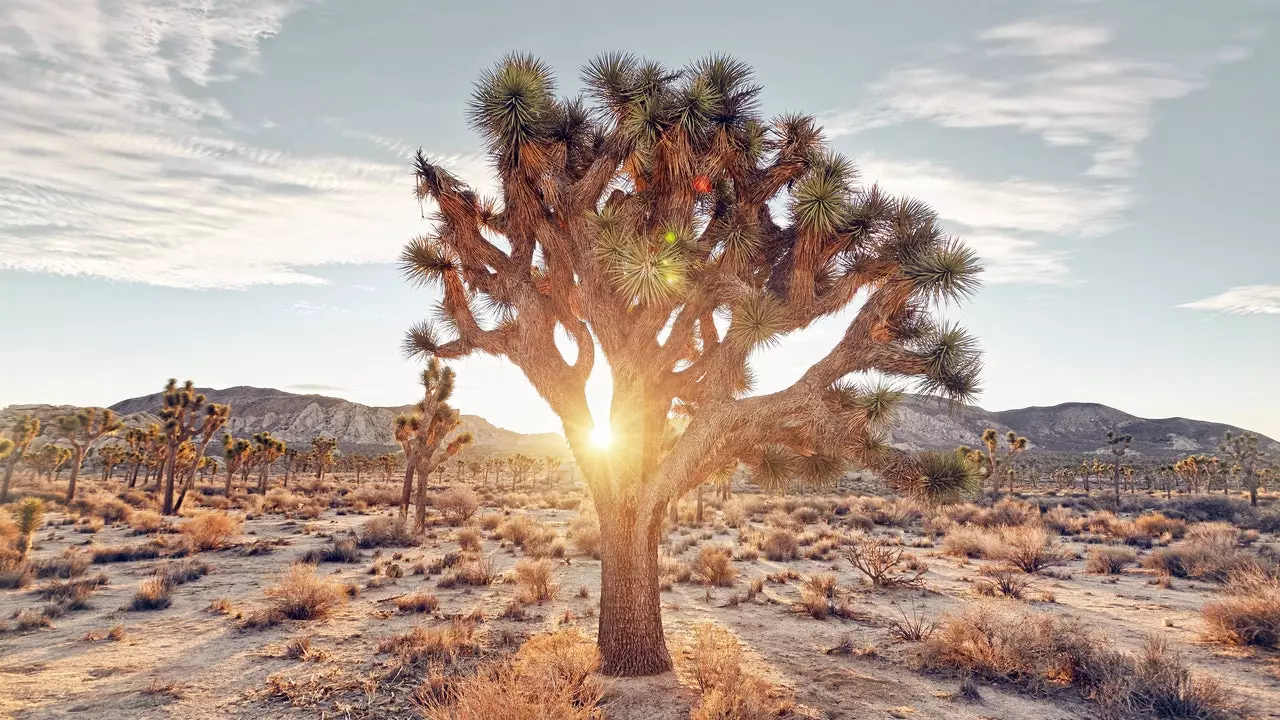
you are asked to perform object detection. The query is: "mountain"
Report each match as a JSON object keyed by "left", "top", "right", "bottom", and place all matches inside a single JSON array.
[
  {"left": 3, "top": 387, "right": 1275, "bottom": 460},
  {"left": 888, "top": 395, "right": 1280, "bottom": 456}
]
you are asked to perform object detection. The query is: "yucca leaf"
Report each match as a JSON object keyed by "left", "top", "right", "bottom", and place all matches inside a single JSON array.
[
  {"left": 904, "top": 238, "right": 983, "bottom": 304},
  {"left": 726, "top": 292, "right": 789, "bottom": 350}
]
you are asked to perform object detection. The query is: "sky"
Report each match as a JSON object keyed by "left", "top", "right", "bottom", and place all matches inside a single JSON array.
[{"left": 1, "top": 0, "right": 1277, "bottom": 440}]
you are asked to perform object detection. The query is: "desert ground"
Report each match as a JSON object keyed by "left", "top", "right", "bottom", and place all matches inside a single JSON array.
[{"left": 2, "top": 474, "right": 1278, "bottom": 720}]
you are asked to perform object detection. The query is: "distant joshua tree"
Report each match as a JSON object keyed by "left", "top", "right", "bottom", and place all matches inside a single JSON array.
[
  {"left": 978, "top": 429, "right": 1028, "bottom": 493},
  {"left": 55, "top": 407, "right": 122, "bottom": 502},
  {"left": 1105, "top": 430, "right": 1132, "bottom": 506},
  {"left": 311, "top": 437, "right": 338, "bottom": 480},
  {"left": 252, "top": 432, "right": 287, "bottom": 493},
  {"left": 98, "top": 444, "right": 128, "bottom": 481},
  {"left": 393, "top": 358, "right": 473, "bottom": 531},
  {"left": 401, "top": 53, "right": 984, "bottom": 675},
  {"left": 221, "top": 434, "right": 252, "bottom": 497},
  {"left": 1220, "top": 430, "right": 1267, "bottom": 506},
  {"left": 158, "top": 380, "right": 226, "bottom": 515},
  {"left": 1, "top": 414, "right": 40, "bottom": 502}
]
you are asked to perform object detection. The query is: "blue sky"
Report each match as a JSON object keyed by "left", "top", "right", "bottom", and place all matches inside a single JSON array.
[{"left": 2, "top": 0, "right": 1277, "bottom": 440}]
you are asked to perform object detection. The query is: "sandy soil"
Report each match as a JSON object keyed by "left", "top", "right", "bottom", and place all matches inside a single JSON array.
[{"left": 2, "top": 498, "right": 1277, "bottom": 720}]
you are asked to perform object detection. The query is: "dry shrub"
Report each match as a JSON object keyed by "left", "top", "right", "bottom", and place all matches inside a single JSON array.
[
  {"left": 395, "top": 591, "right": 440, "bottom": 614},
  {"left": 922, "top": 604, "right": 1100, "bottom": 693},
  {"left": 843, "top": 537, "right": 926, "bottom": 588},
  {"left": 513, "top": 559, "right": 559, "bottom": 602},
  {"left": 1041, "top": 506, "right": 1082, "bottom": 535},
  {"left": 418, "top": 628, "right": 600, "bottom": 719},
  {"left": 1202, "top": 587, "right": 1280, "bottom": 648},
  {"left": 1141, "top": 539, "right": 1263, "bottom": 582},
  {"left": 379, "top": 619, "right": 479, "bottom": 667},
  {"left": 456, "top": 528, "right": 482, "bottom": 552},
  {"left": 795, "top": 573, "right": 850, "bottom": 620},
  {"left": 476, "top": 513, "right": 503, "bottom": 531},
  {"left": 886, "top": 602, "right": 937, "bottom": 643},
  {"left": 75, "top": 516, "right": 104, "bottom": 533},
  {"left": 0, "top": 565, "right": 34, "bottom": 589},
  {"left": 1086, "top": 636, "right": 1245, "bottom": 720},
  {"left": 1186, "top": 521, "right": 1239, "bottom": 547},
  {"left": 179, "top": 512, "right": 241, "bottom": 551},
  {"left": 684, "top": 624, "right": 793, "bottom": 720},
  {"left": 568, "top": 512, "right": 601, "bottom": 559},
  {"left": 496, "top": 515, "right": 536, "bottom": 545},
  {"left": 1134, "top": 512, "right": 1186, "bottom": 539},
  {"left": 32, "top": 549, "right": 90, "bottom": 579},
  {"left": 941, "top": 526, "right": 997, "bottom": 559},
  {"left": 155, "top": 558, "right": 210, "bottom": 587},
  {"left": 264, "top": 564, "right": 346, "bottom": 620},
  {"left": 129, "top": 510, "right": 166, "bottom": 534},
  {"left": 981, "top": 497, "right": 1039, "bottom": 527},
  {"left": 129, "top": 577, "right": 173, "bottom": 611},
  {"left": 301, "top": 537, "right": 361, "bottom": 564},
  {"left": 721, "top": 499, "right": 747, "bottom": 528},
  {"left": 1085, "top": 547, "right": 1136, "bottom": 575},
  {"left": 994, "top": 525, "right": 1070, "bottom": 573},
  {"left": 975, "top": 565, "right": 1033, "bottom": 599},
  {"left": 433, "top": 488, "right": 480, "bottom": 526},
  {"left": 761, "top": 529, "right": 798, "bottom": 561},
  {"left": 692, "top": 545, "right": 737, "bottom": 587},
  {"left": 357, "top": 517, "right": 417, "bottom": 548}
]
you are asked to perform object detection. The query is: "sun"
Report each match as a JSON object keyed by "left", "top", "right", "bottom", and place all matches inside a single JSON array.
[{"left": 589, "top": 424, "right": 612, "bottom": 448}]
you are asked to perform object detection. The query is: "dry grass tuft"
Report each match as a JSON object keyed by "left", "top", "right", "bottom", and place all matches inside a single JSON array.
[
  {"left": 357, "top": 517, "right": 417, "bottom": 548},
  {"left": 395, "top": 591, "right": 440, "bottom": 614},
  {"left": 684, "top": 623, "right": 794, "bottom": 720},
  {"left": 129, "top": 577, "right": 173, "bottom": 611},
  {"left": 264, "top": 564, "right": 346, "bottom": 620},
  {"left": 1085, "top": 547, "right": 1136, "bottom": 575},
  {"left": 513, "top": 559, "right": 559, "bottom": 603},
  {"left": 379, "top": 619, "right": 479, "bottom": 667},
  {"left": 1202, "top": 587, "right": 1280, "bottom": 648},
  {"left": 692, "top": 545, "right": 738, "bottom": 587},
  {"left": 433, "top": 488, "right": 479, "bottom": 526},
  {"left": 179, "top": 512, "right": 241, "bottom": 551},
  {"left": 761, "top": 529, "right": 798, "bottom": 561}
]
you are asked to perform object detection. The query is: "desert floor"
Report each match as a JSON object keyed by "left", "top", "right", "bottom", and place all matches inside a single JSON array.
[{"left": 2, "top": 488, "right": 1278, "bottom": 720}]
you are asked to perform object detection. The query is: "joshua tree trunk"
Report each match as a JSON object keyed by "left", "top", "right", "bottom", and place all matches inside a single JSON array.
[
  {"left": 161, "top": 445, "right": 179, "bottom": 514},
  {"left": 399, "top": 453, "right": 416, "bottom": 517},
  {"left": 596, "top": 504, "right": 670, "bottom": 675},
  {"left": 258, "top": 463, "right": 270, "bottom": 494},
  {"left": 696, "top": 484, "right": 704, "bottom": 524},
  {"left": 2, "top": 450, "right": 26, "bottom": 503},
  {"left": 225, "top": 465, "right": 235, "bottom": 497},
  {"left": 1113, "top": 462, "right": 1122, "bottom": 507},
  {"left": 65, "top": 448, "right": 86, "bottom": 503}
]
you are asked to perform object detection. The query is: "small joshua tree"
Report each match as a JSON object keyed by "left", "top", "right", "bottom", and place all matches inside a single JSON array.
[
  {"left": 311, "top": 436, "right": 338, "bottom": 480},
  {"left": 14, "top": 497, "right": 45, "bottom": 561},
  {"left": 402, "top": 53, "right": 983, "bottom": 674},
  {"left": 1106, "top": 430, "right": 1132, "bottom": 506},
  {"left": 1220, "top": 430, "right": 1266, "bottom": 506},
  {"left": 1, "top": 415, "right": 40, "bottom": 503},
  {"left": 221, "top": 434, "right": 252, "bottom": 497},
  {"left": 978, "top": 429, "right": 1027, "bottom": 493},
  {"left": 98, "top": 444, "right": 128, "bottom": 481},
  {"left": 252, "top": 432, "right": 287, "bottom": 493},
  {"left": 394, "top": 358, "right": 474, "bottom": 531},
  {"left": 55, "top": 407, "right": 123, "bottom": 502}
]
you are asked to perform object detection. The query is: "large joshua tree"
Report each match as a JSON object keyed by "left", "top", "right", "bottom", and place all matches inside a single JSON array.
[
  {"left": 401, "top": 53, "right": 983, "bottom": 675},
  {"left": 55, "top": 407, "right": 122, "bottom": 502},
  {"left": 1, "top": 415, "right": 40, "bottom": 503}
]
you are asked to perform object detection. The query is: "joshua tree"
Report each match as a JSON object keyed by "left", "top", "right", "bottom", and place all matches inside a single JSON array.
[
  {"left": 977, "top": 429, "right": 1027, "bottom": 493},
  {"left": 221, "top": 434, "right": 252, "bottom": 497},
  {"left": 311, "top": 437, "right": 338, "bottom": 480},
  {"left": 252, "top": 432, "right": 287, "bottom": 493},
  {"left": 281, "top": 448, "right": 298, "bottom": 487},
  {"left": 395, "top": 359, "right": 474, "bottom": 530},
  {"left": 28, "top": 444, "right": 71, "bottom": 481},
  {"left": 55, "top": 407, "right": 122, "bottom": 502},
  {"left": 158, "top": 380, "right": 220, "bottom": 514},
  {"left": 14, "top": 497, "right": 45, "bottom": 561},
  {"left": 0, "top": 438, "right": 11, "bottom": 462},
  {"left": 1, "top": 415, "right": 40, "bottom": 503},
  {"left": 511, "top": 454, "right": 537, "bottom": 492},
  {"left": 1220, "top": 430, "right": 1266, "bottom": 506},
  {"left": 401, "top": 53, "right": 983, "bottom": 675},
  {"left": 98, "top": 444, "right": 128, "bottom": 481},
  {"left": 173, "top": 403, "right": 230, "bottom": 513},
  {"left": 1106, "top": 430, "right": 1132, "bottom": 506}
]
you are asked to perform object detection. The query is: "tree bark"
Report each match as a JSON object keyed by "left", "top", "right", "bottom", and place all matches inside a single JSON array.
[
  {"left": 596, "top": 504, "right": 672, "bottom": 675},
  {"left": 399, "top": 458, "right": 416, "bottom": 517},
  {"left": 65, "top": 449, "right": 86, "bottom": 503},
  {"left": 1, "top": 450, "right": 26, "bottom": 503}
]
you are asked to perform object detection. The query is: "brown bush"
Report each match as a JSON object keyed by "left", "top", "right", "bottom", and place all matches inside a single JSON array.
[
  {"left": 567, "top": 512, "right": 600, "bottom": 559},
  {"left": 684, "top": 623, "right": 793, "bottom": 720},
  {"left": 1133, "top": 512, "right": 1186, "bottom": 539},
  {"left": 1085, "top": 547, "right": 1137, "bottom": 575},
  {"left": 1141, "top": 539, "right": 1263, "bottom": 582},
  {"left": 975, "top": 565, "right": 1033, "bottom": 599},
  {"left": 455, "top": 528, "right": 482, "bottom": 552},
  {"left": 357, "top": 517, "right": 417, "bottom": 548},
  {"left": 433, "top": 488, "right": 479, "bottom": 526},
  {"left": 264, "top": 564, "right": 346, "bottom": 620},
  {"left": 761, "top": 529, "right": 798, "bottom": 561},
  {"left": 1086, "top": 637, "right": 1245, "bottom": 719},
  {"left": 129, "top": 510, "right": 166, "bottom": 534},
  {"left": 795, "top": 573, "right": 849, "bottom": 620},
  {"left": 395, "top": 591, "right": 440, "bottom": 614},
  {"left": 994, "top": 525, "right": 1070, "bottom": 573},
  {"left": 941, "top": 526, "right": 997, "bottom": 559},
  {"left": 692, "top": 545, "right": 737, "bottom": 587},
  {"left": 513, "top": 559, "right": 559, "bottom": 603},
  {"left": 843, "top": 537, "right": 926, "bottom": 589},
  {"left": 1202, "top": 588, "right": 1280, "bottom": 648},
  {"left": 380, "top": 619, "right": 479, "bottom": 667},
  {"left": 129, "top": 577, "right": 173, "bottom": 611},
  {"left": 179, "top": 512, "right": 241, "bottom": 551}
]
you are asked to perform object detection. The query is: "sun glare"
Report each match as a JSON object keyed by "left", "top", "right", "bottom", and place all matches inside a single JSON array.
[{"left": 590, "top": 424, "right": 612, "bottom": 448}]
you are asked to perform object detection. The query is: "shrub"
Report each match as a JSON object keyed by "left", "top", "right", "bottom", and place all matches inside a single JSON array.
[
  {"left": 941, "top": 526, "right": 997, "bottom": 559},
  {"left": 1085, "top": 547, "right": 1136, "bottom": 575},
  {"left": 1202, "top": 588, "right": 1280, "bottom": 648},
  {"left": 300, "top": 537, "right": 361, "bottom": 564},
  {"left": 379, "top": 619, "right": 479, "bottom": 667},
  {"left": 843, "top": 537, "right": 926, "bottom": 589},
  {"left": 357, "top": 517, "right": 417, "bottom": 548},
  {"left": 129, "top": 510, "right": 166, "bottom": 534},
  {"left": 129, "top": 577, "right": 173, "bottom": 611},
  {"left": 513, "top": 559, "right": 559, "bottom": 603},
  {"left": 1086, "top": 637, "right": 1244, "bottom": 719},
  {"left": 32, "top": 550, "right": 90, "bottom": 579},
  {"left": 395, "top": 591, "right": 440, "bottom": 614},
  {"left": 567, "top": 512, "right": 601, "bottom": 559},
  {"left": 264, "top": 564, "right": 346, "bottom": 620},
  {"left": 692, "top": 545, "right": 737, "bottom": 587},
  {"left": 433, "top": 488, "right": 479, "bottom": 526},
  {"left": 75, "top": 516, "right": 105, "bottom": 534},
  {"left": 684, "top": 623, "right": 793, "bottom": 720},
  {"left": 476, "top": 513, "right": 503, "bottom": 531},
  {"left": 994, "top": 525, "right": 1070, "bottom": 573},
  {"left": 496, "top": 515, "right": 538, "bottom": 547},
  {"left": 796, "top": 573, "right": 843, "bottom": 620},
  {"left": 0, "top": 565, "right": 34, "bottom": 589},
  {"left": 1141, "top": 540, "right": 1263, "bottom": 582},
  {"left": 92, "top": 543, "right": 164, "bottom": 563},
  {"left": 155, "top": 559, "right": 210, "bottom": 587},
  {"left": 975, "top": 565, "right": 1033, "bottom": 599},
  {"left": 761, "top": 529, "right": 798, "bottom": 561},
  {"left": 179, "top": 512, "right": 241, "bottom": 551},
  {"left": 456, "top": 528, "right": 482, "bottom": 552},
  {"left": 721, "top": 499, "right": 746, "bottom": 528},
  {"left": 1133, "top": 512, "right": 1186, "bottom": 539}
]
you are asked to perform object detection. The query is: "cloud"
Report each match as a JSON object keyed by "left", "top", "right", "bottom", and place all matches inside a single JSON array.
[
  {"left": 832, "top": 19, "right": 1204, "bottom": 179},
  {"left": 0, "top": 0, "right": 491, "bottom": 289},
  {"left": 288, "top": 300, "right": 349, "bottom": 315},
  {"left": 859, "top": 156, "right": 1130, "bottom": 283},
  {"left": 286, "top": 383, "right": 347, "bottom": 393},
  {"left": 1179, "top": 286, "right": 1280, "bottom": 315}
]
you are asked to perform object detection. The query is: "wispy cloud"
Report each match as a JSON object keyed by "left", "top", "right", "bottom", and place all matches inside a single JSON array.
[
  {"left": 0, "top": 0, "right": 490, "bottom": 289},
  {"left": 832, "top": 19, "right": 1204, "bottom": 179},
  {"left": 858, "top": 156, "right": 1129, "bottom": 283},
  {"left": 1179, "top": 286, "right": 1280, "bottom": 315}
]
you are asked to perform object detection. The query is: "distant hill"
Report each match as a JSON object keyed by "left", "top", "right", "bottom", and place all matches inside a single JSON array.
[{"left": 2, "top": 387, "right": 1275, "bottom": 460}]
